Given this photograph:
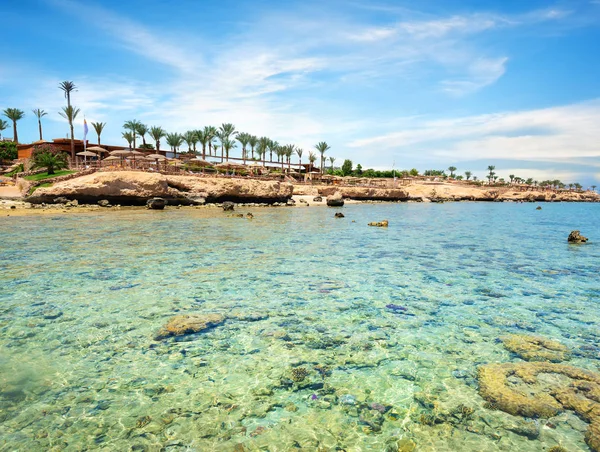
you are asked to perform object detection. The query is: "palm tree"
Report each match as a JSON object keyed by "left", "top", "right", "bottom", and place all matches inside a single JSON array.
[
  {"left": 217, "top": 123, "right": 237, "bottom": 162},
  {"left": 222, "top": 137, "right": 237, "bottom": 162},
  {"left": 136, "top": 123, "right": 149, "bottom": 147},
  {"left": 204, "top": 126, "right": 218, "bottom": 157},
  {"left": 2, "top": 108, "right": 25, "bottom": 144},
  {"left": 122, "top": 131, "right": 134, "bottom": 147},
  {"left": 248, "top": 135, "right": 258, "bottom": 160},
  {"left": 237, "top": 132, "right": 251, "bottom": 163},
  {"left": 508, "top": 174, "right": 515, "bottom": 184},
  {"left": 487, "top": 165, "right": 495, "bottom": 183},
  {"left": 0, "top": 119, "right": 8, "bottom": 140},
  {"left": 592, "top": 185, "right": 597, "bottom": 193},
  {"left": 123, "top": 120, "right": 142, "bottom": 149},
  {"left": 329, "top": 156, "right": 336, "bottom": 173},
  {"left": 465, "top": 171, "right": 472, "bottom": 180},
  {"left": 183, "top": 131, "right": 198, "bottom": 153},
  {"left": 59, "top": 106, "right": 80, "bottom": 159},
  {"left": 448, "top": 166, "right": 457, "bottom": 178},
  {"left": 59, "top": 81, "right": 77, "bottom": 108},
  {"left": 32, "top": 149, "right": 68, "bottom": 175},
  {"left": 308, "top": 151, "right": 317, "bottom": 173},
  {"left": 195, "top": 129, "right": 209, "bottom": 159},
  {"left": 296, "top": 147, "right": 303, "bottom": 173},
  {"left": 275, "top": 146, "right": 284, "bottom": 171},
  {"left": 149, "top": 126, "right": 166, "bottom": 151},
  {"left": 258, "top": 137, "right": 269, "bottom": 165},
  {"left": 268, "top": 140, "right": 279, "bottom": 164},
  {"left": 32, "top": 109, "right": 48, "bottom": 141},
  {"left": 314, "top": 141, "right": 330, "bottom": 173},
  {"left": 91, "top": 121, "right": 106, "bottom": 145},
  {"left": 285, "top": 145, "right": 294, "bottom": 170},
  {"left": 166, "top": 133, "right": 183, "bottom": 157}
]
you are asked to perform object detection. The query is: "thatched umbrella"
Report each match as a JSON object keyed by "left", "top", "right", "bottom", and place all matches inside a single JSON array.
[
  {"left": 110, "top": 150, "right": 132, "bottom": 156},
  {"left": 87, "top": 146, "right": 108, "bottom": 154},
  {"left": 77, "top": 151, "right": 97, "bottom": 157}
]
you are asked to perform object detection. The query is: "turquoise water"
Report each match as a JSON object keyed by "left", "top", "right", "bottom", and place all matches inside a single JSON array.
[{"left": 0, "top": 202, "right": 599, "bottom": 451}]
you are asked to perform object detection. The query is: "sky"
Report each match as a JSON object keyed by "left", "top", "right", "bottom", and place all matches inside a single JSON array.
[{"left": 1, "top": 0, "right": 599, "bottom": 186}]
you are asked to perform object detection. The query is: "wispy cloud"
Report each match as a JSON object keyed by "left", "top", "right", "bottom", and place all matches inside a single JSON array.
[{"left": 348, "top": 100, "right": 600, "bottom": 163}]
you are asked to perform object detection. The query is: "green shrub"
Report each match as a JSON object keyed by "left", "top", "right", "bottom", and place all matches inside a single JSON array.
[{"left": 0, "top": 141, "right": 17, "bottom": 161}]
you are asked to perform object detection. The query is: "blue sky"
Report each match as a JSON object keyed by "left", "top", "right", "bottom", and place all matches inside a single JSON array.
[{"left": 1, "top": 0, "right": 600, "bottom": 186}]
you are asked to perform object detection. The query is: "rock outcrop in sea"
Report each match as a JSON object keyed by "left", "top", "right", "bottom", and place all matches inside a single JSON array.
[
  {"left": 326, "top": 192, "right": 344, "bottom": 207},
  {"left": 568, "top": 230, "right": 588, "bottom": 243}
]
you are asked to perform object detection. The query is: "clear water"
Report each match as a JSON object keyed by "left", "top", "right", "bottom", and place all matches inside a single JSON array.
[{"left": 0, "top": 203, "right": 599, "bottom": 451}]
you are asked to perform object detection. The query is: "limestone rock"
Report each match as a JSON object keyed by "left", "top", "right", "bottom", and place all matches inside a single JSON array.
[
  {"left": 222, "top": 201, "right": 235, "bottom": 211},
  {"left": 154, "top": 313, "right": 225, "bottom": 340},
  {"left": 146, "top": 197, "right": 166, "bottom": 210},
  {"left": 568, "top": 230, "right": 588, "bottom": 243},
  {"left": 26, "top": 171, "right": 293, "bottom": 205},
  {"left": 368, "top": 220, "right": 389, "bottom": 227},
  {"left": 326, "top": 192, "right": 344, "bottom": 207},
  {"left": 313, "top": 196, "right": 323, "bottom": 202},
  {"left": 334, "top": 212, "right": 345, "bottom": 218},
  {"left": 53, "top": 196, "right": 69, "bottom": 204},
  {"left": 98, "top": 199, "right": 111, "bottom": 207}
]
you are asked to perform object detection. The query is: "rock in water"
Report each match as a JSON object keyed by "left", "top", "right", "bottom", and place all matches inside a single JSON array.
[
  {"left": 98, "top": 199, "right": 111, "bottom": 207},
  {"left": 334, "top": 212, "right": 345, "bottom": 218},
  {"left": 154, "top": 314, "right": 225, "bottom": 340},
  {"left": 146, "top": 197, "right": 166, "bottom": 210},
  {"left": 536, "top": 206, "right": 542, "bottom": 210},
  {"left": 222, "top": 201, "right": 235, "bottom": 211},
  {"left": 568, "top": 230, "right": 588, "bottom": 243},
  {"left": 313, "top": 196, "right": 323, "bottom": 202},
  {"left": 326, "top": 192, "right": 344, "bottom": 207},
  {"left": 368, "top": 220, "right": 389, "bottom": 227}
]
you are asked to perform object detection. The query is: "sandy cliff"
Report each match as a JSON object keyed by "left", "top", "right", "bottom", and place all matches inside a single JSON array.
[{"left": 26, "top": 171, "right": 294, "bottom": 204}]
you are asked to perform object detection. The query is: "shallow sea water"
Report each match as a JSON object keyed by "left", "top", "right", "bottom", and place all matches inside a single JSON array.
[{"left": 0, "top": 202, "right": 599, "bottom": 451}]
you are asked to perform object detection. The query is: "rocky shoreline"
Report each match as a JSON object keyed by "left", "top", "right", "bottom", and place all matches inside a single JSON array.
[{"left": 2, "top": 171, "right": 598, "bottom": 209}]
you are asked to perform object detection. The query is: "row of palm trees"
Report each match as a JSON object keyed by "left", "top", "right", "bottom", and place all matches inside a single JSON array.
[
  {"left": 117, "top": 119, "right": 332, "bottom": 172},
  {"left": 1, "top": 81, "right": 81, "bottom": 160}
]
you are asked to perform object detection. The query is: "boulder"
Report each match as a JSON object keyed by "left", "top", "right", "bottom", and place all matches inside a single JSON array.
[
  {"left": 54, "top": 196, "right": 69, "bottom": 204},
  {"left": 326, "top": 192, "right": 344, "bottom": 207},
  {"left": 246, "top": 213, "right": 254, "bottom": 219},
  {"left": 223, "top": 201, "right": 235, "bottom": 211},
  {"left": 568, "top": 230, "right": 588, "bottom": 243},
  {"left": 368, "top": 220, "right": 389, "bottom": 227},
  {"left": 286, "top": 199, "right": 296, "bottom": 206},
  {"left": 146, "top": 197, "right": 166, "bottom": 210},
  {"left": 334, "top": 212, "right": 345, "bottom": 218},
  {"left": 313, "top": 196, "right": 323, "bottom": 202},
  {"left": 98, "top": 199, "right": 111, "bottom": 207},
  {"left": 154, "top": 313, "right": 226, "bottom": 340},
  {"left": 536, "top": 206, "right": 542, "bottom": 210}
]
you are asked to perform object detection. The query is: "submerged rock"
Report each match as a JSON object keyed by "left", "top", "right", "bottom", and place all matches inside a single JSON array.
[
  {"left": 334, "top": 212, "right": 345, "bottom": 218},
  {"left": 154, "top": 313, "right": 225, "bottom": 340},
  {"left": 368, "top": 220, "right": 389, "bottom": 227},
  {"left": 568, "top": 230, "right": 588, "bottom": 243},
  {"left": 501, "top": 334, "right": 571, "bottom": 362},
  {"left": 477, "top": 361, "right": 600, "bottom": 451}
]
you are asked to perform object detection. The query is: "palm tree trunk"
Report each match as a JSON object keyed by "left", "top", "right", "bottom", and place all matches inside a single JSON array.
[
  {"left": 38, "top": 120, "right": 43, "bottom": 140},
  {"left": 12, "top": 121, "right": 18, "bottom": 144},
  {"left": 69, "top": 122, "right": 75, "bottom": 160},
  {"left": 202, "top": 144, "right": 206, "bottom": 160},
  {"left": 98, "top": 135, "right": 101, "bottom": 145}
]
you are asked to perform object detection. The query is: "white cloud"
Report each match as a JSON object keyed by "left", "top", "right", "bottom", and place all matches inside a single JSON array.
[{"left": 348, "top": 100, "right": 600, "bottom": 164}]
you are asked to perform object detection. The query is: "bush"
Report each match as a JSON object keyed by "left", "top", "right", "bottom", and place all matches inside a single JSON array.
[{"left": 0, "top": 141, "right": 17, "bottom": 161}]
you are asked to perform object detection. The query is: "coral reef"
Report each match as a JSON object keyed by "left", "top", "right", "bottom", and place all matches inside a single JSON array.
[
  {"left": 290, "top": 367, "right": 309, "bottom": 382},
  {"left": 478, "top": 362, "right": 600, "bottom": 451},
  {"left": 501, "top": 334, "right": 571, "bottom": 362}
]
